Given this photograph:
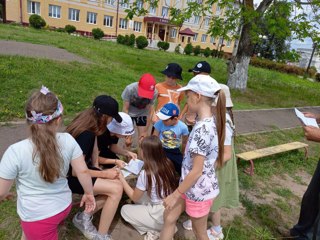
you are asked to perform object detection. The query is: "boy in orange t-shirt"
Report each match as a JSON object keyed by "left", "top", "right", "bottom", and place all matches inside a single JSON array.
[{"left": 152, "top": 63, "right": 184, "bottom": 123}]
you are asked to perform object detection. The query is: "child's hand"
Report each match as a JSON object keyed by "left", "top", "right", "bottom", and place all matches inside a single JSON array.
[
  {"left": 126, "top": 151, "right": 137, "bottom": 160},
  {"left": 0, "top": 192, "right": 14, "bottom": 203},
  {"left": 163, "top": 190, "right": 181, "bottom": 210},
  {"left": 102, "top": 168, "right": 119, "bottom": 179},
  {"left": 115, "top": 159, "right": 127, "bottom": 168},
  {"left": 303, "top": 112, "right": 317, "bottom": 118},
  {"left": 80, "top": 193, "right": 96, "bottom": 213}
]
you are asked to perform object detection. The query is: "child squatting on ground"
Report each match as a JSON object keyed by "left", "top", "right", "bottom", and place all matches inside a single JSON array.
[
  {"left": 153, "top": 102, "right": 189, "bottom": 175},
  {"left": 0, "top": 86, "right": 95, "bottom": 240},
  {"left": 67, "top": 95, "right": 125, "bottom": 240},
  {"left": 160, "top": 75, "right": 226, "bottom": 240},
  {"left": 120, "top": 136, "right": 178, "bottom": 240}
]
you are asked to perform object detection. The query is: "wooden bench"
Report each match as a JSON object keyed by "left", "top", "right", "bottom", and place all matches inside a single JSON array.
[{"left": 236, "top": 141, "right": 308, "bottom": 176}]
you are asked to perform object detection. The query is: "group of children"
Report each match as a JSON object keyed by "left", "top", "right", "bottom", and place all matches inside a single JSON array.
[{"left": 0, "top": 61, "right": 239, "bottom": 240}]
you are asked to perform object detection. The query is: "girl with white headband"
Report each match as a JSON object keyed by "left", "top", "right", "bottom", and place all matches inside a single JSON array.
[{"left": 0, "top": 86, "right": 95, "bottom": 240}]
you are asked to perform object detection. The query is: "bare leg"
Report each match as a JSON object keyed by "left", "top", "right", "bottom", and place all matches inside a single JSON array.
[
  {"left": 93, "top": 179, "right": 123, "bottom": 235},
  {"left": 211, "top": 210, "right": 221, "bottom": 227},
  {"left": 21, "top": 231, "right": 26, "bottom": 240},
  {"left": 160, "top": 197, "right": 185, "bottom": 240},
  {"left": 93, "top": 195, "right": 108, "bottom": 214},
  {"left": 191, "top": 214, "right": 210, "bottom": 240}
]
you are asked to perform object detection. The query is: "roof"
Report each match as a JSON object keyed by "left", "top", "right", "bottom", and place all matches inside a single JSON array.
[{"left": 179, "top": 28, "right": 196, "bottom": 36}]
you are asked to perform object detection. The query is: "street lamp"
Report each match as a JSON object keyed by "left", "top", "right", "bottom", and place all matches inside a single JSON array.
[{"left": 255, "top": 34, "right": 267, "bottom": 57}]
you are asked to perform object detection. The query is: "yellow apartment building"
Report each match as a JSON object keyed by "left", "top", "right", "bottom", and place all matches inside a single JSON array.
[{"left": 2, "top": 0, "right": 235, "bottom": 54}]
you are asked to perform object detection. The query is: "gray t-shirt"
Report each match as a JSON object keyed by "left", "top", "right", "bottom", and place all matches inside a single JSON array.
[
  {"left": 0, "top": 133, "right": 83, "bottom": 221},
  {"left": 121, "top": 82, "right": 158, "bottom": 117}
]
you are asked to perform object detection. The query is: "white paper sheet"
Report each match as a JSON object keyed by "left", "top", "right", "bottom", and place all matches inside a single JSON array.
[
  {"left": 124, "top": 159, "right": 144, "bottom": 175},
  {"left": 295, "top": 108, "right": 319, "bottom": 128}
]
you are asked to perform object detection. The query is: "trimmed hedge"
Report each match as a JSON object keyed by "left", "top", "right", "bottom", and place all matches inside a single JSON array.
[
  {"left": 136, "top": 36, "right": 148, "bottom": 49},
  {"left": 65, "top": 25, "right": 76, "bottom": 34},
  {"left": 184, "top": 43, "right": 193, "bottom": 55},
  {"left": 157, "top": 41, "right": 170, "bottom": 51},
  {"left": 92, "top": 28, "right": 104, "bottom": 40},
  {"left": 29, "top": 14, "right": 46, "bottom": 29}
]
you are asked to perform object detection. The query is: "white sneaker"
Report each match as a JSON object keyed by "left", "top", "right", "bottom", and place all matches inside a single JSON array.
[
  {"left": 144, "top": 231, "right": 160, "bottom": 240},
  {"left": 182, "top": 219, "right": 192, "bottom": 230},
  {"left": 207, "top": 227, "right": 224, "bottom": 240},
  {"left": 72, "top": 212, "right": 98, "bottom": 240}
]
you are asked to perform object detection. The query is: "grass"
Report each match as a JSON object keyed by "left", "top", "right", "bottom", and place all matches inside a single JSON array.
[{"left": 1, "top": 23, "right": 320, "bottom": 122}]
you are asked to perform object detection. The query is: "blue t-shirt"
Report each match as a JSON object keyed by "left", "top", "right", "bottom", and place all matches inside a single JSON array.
[{"left": 154, "top": 120, "right": 189, "bottom": 149}]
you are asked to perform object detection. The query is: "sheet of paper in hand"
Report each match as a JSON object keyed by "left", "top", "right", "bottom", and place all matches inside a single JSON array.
[
  {"left": 294, "top": 108, "right": 319, "bottom": 128},
  {"left": 124, "top": 159, "right": 144, "bottom": 175}
]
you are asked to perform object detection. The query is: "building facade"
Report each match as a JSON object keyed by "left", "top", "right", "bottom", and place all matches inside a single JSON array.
[
  {"left": 4, "top": 0, "right": 235, "bottom": 54},
  {"left": 297, "top": 48, "right": 320, "bottom": 72}
]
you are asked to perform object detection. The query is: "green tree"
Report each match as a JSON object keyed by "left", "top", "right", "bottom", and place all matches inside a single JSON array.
[{"left": 124, "top": 0, "right": 320, "bottom": 90}]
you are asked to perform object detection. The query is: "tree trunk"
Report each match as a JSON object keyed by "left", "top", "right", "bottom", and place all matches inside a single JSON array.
[{"left": 227, "top": 22, "right": 254, "bottom": 91}]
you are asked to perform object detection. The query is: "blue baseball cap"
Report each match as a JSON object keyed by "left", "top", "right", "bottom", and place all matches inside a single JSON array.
[{"left": 156, "top": 103, "right": 180, "bottom": 120}]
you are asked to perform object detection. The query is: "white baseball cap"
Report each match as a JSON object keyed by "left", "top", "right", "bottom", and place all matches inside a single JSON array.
[
  {"left": 177, "top": 74, "right": 221, "bottom": 98},
  {"left": 219, "top": 84, "right": 233, "bottom": 108},
  {"left": 107, "top": 112, "right": 134, "bottom": 136}
]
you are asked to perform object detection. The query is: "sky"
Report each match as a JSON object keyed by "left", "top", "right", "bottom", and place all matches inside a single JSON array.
[{"left": 291, "top": 38, "right": 313, "bottom": 50}]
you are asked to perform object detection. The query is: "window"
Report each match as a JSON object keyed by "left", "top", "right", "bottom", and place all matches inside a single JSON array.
[
  {"left": 170, "top": 28, "right": 177, "bottom": 38},
  {"left": 119, "top": 18, "right": 127, "bottom": 29},
  {"left": 149, "top": 6, "right": 156, "bottom": 14},
  {"left": 226, "top": 39, "right": 231, "bottom": 47},
  {"left": 218, "top": 37, "right": 223, "bottom": 44},
  {"left": 201, "top": 34, "right": 207, "bottom": 42},
  {"left": 69, "top": 8, "right": 80, "bottom": 21},
  {"left": 193, "top": 33, "right": 198, "bottom": 41},
  {"left": 210, "top": 36, "right": 215, "bottom": 43},
  {"left": 49, "top": 5, "right": 61, "bottom": 18},
  {"left": 120, "top": 0, "right": 129, "bottom": 8},
  {"left": 87, "top": 12, "right": 97, "bottom": 24},
  {"left": 204, "top": 17, "right": 210, "bottom": 27},
  {"left": 194, "top": 16, "right": 200, "bottom": 24},
  {"left": 105, "top": 0, "right": 115, "bottom": 5},
  {"left": 136, "top": 0, "right": 143, "bottom": 10},
  {"left": 184, "top": 18, "right": 190, "bottom": 23},
  {"left": 133, "top": 21, "right": 142, "bottom": 32},
  {"left": 215, "top": 4, "right": 221, "bottom": 15},
  {"left": 104, "top": 15, "right": 113, "bottom": 27},
  {"left": 162, "top": 6, "right": 169, "bottom": 17},
  {"left": 27, "top": 1, "right": 40, "bottom": 14}
]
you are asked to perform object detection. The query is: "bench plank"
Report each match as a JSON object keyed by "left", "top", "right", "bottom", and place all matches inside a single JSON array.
[{"left": 236, "top": 141, "right": 308, "bottom": 176}]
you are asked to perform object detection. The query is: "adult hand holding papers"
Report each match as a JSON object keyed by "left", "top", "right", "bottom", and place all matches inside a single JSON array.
[{"left": 295, "top": 108, "right": 319, "bottom": 128}]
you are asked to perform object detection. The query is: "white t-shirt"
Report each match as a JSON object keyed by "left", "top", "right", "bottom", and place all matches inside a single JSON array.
[
  {"left": 224, "top": 113, "right": 234, "bottom": 146},
  {"left": 136, "top": 170, "right": 164, "bottom": 204},
  {"left": 180, "top": 117, "right": 219, "bottom": 202},
  {"left": 0, "top": 133, "right": 83, "bottom": 222}
]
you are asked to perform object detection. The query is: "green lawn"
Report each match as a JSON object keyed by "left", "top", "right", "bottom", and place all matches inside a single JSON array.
[{"left": 0, "top": 23, "right": 320, "bottom": 122}]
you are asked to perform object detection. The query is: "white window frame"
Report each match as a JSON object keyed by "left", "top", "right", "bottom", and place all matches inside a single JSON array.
[
  {"left": 104, "top": 15, "right": 113, "bottom": 27},
  {"left": 119, "top": 18, "right": 128, "bottom": 29},
  {"left": 170, "top": 28, "right": 177, "bottom": 38},
  {"left": 105, "top": 0, "right": 115, "bottom": 5},
  {"left": 201, "top": 34, "right": 207, "bottom": 42},
  {"left": 210, "top": 36, "right": 215, "bottom": 43},
  {"left": 226, "top": 39, "right": 231, "bottom": 47},
  {"left": 136, "top": 0, "right": 143, "bottom": 10},
  {"left": 87, "top": 12, "right": 97, "bottom": 24},
  {"left": 218, "top": 37, "right": 223, "bottom": 45},
  {"left": 194, "top": 15, "right": 200, "bottom": 25},
  {"left": 48, "top": 5, "right": 61, "bottom": 18},
  {"left": 204, "top": 17, "right": 210, "bottom": 27},
  {"left": 28, "top": 1, "right": 40, "bottom": 14},
  {"left": 162, "top": 6, "right": 169, "bottom": 17},
  {"left": 133, "top": 21, "right": 142, "bottom": 32},
  {"left": 193, "top": 33, "right": 198, "bottom": 41},
  {"left": 69, "top": 8, "right": 80, "bottom": 21},
  {"left": 120, "top": 0, "right": 129, "bottom": 9}
]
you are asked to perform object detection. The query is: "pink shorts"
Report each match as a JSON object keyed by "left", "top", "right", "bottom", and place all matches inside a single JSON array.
[
  {"left": 182, "top": 194, "right": 213, "bottom": 218},
  {"left": 21, "top": 204, "right": 72, "bottom": 240}
]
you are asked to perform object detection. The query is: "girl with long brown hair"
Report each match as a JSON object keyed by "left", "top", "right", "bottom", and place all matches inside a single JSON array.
[
  {"left": 160, "top": 75, "right": 226, "bottom": 240},
  {"left": 120, "top": 136, "right": 178, "bottom": 239},
  {"left": 66, "top": 95, "right": 124, "bottom": 240},
  {"left": 0, "top": 86, "right": 95, "bottom": 240}
]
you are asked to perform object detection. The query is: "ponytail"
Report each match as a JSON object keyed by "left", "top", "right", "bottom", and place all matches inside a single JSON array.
[{"left": 215, "top": 90, "right": 226, "bottom": 169}]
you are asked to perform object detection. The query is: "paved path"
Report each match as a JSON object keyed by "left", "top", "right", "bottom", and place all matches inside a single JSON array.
[{"left": 0, "top": 40, "right": 91, "bottom": 63}]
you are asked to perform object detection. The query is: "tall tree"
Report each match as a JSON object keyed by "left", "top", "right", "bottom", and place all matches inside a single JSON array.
[{"left": 126, "top": 0, "right": 320, "bottom": 90}]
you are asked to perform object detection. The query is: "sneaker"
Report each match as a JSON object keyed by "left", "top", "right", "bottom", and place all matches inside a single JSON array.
[
  {"left": 144, "top": 231, "right": 160, "bottom": 240},
  {"left": 207, "top": 227, "right": 224, "bottom": 240},
  {"left": 72, "top": 212, "right": 98, "bottom": 240},
  {"left": 182, "top": 219, "right": 192, "bottom": 231},
  {"left": 93, "top": 233, "right": 113, "bottom": 240}
]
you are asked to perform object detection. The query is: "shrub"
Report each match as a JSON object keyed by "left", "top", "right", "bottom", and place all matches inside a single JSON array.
[
  {"left": 157, "top": 41, "right": 170, "bottom": 51},
  {"left": 193, "top": 45, "right": 201, "bottom": 56},
  {"left": 175, "top": 44, "right": 181, "bottom": 54},
  {"left": 29, "top": 14, "right": 46, "bottom": 29},
  {"left": 128, "top": 34, "right": 136, "bottom": 47},
  {"left": 117, "top": 34, "right": 125, "bottom": 44},
  {"left": 315, "top": 73, "right": 320, "bottom": 82},
  {"left": 157, "top": 41, "right": 164, "bottom": 50},
  {"left": 211, "top": 49, "right": 218, "bottom": 58},
  {"left": 56, "top": 28, "right": 65, "bottom": 33},
  {"left": 65, "top": 24, "right": 76, "bottom": 34},
  {"left": 92, "top": 28, "right": 104, "bottom": 40},
  {"left": 135, "top": 36, "right": 149, "bottom": 49},
  {"left": 203, "top": 47, "right": 211, "bottom": 58},
  {"left": 124, "top": 35, "right": 130, "bottom": 45},
  {"left": 184, "top": 43, "right": 193, "bottom": 55}
]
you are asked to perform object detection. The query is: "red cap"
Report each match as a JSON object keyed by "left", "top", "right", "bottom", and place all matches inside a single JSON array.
[{"left": 138, "top": 73, "right": 156, "bottom": 99}]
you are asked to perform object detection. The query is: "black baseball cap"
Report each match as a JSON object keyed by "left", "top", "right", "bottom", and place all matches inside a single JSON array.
[
  {"left": 93, "top": 95, "right": 122, "bottom": 123},
  {"left": 188, "top": 61, "right": 211, "bottom": 74},
  {"left": 161, "top": 63, "right": 183, "bottom": 80}
]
